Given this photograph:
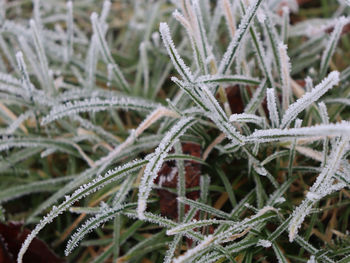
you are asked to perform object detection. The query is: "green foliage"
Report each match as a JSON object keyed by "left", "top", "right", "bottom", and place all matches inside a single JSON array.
[{"left": 0, "top": 0, "right": 350, "bottom": 262}]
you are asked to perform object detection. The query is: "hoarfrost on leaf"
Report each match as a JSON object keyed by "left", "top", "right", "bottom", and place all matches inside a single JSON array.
[
  {"left": 307, "top": 255, "right": 317, "bottom": 263},
  {"left": 137, "top": 117, "right": 195, "bottom": 219},
  {"left": 266, "top": 88, "right": 280, "bottom": 128},
  {"left": 159, "top": 22, "right": 194, "bottom": 82},
  {"left": 288, "top": 138, "right": 349, "bottom": 242},
  {"left": 278, "top": 42, "right": 291, "bottom": 111},
  {"left": 257, "top": 239, "right": 272, "bottom": 248},
  {"left": 218, "top": 0, "right": 263, "bottom": 74},
  {"left": 280, "top": 71, "right": 340, "bottom": 128},
  {"left": 319, "top": 16, "right": 347, "bottom": 80},
  {"left": 248, "top": 121, "right": 350, "bottom": 143}
]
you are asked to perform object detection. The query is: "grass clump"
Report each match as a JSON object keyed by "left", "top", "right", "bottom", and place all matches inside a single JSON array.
[{"left": 0, "top": 0, "right": 350, "bottom": 262}]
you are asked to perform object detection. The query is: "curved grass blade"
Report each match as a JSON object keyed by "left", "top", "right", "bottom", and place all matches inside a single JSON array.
[
  {"left": 319, "top": 17, "right": 346, "bottom": 80},
  {"left": 218, "top": 0, "right": 263, "bottom": 74},
  {"left": 196, "top": 75, "right": 260, "bottom": 86},
  {"left": 42, "top": 97, "right": 160, "bottom": 124},
  {"left": 0, "top": 176, "right": 74, "bottom": 203},
  {"left": 281, "top": 71, "right": 339, "bottom": 128},
  {"left": 159, "top": 22, "right": 194, "bottom": 82},
  {"left": 90, "top": 12, "right": 130, "bottom": 92},
  {"left": 18, "top": 159, "right": 148, "bottom": 263},
  {"left": 137, "top": 117, "right": 196, "bottom": 218},
  {"left": 248, "top": 122, "right": 350, "bottom": 143}
]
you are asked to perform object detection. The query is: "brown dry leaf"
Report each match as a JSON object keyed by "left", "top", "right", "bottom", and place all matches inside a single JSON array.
[{"left": 325, "top": 208, "right": 338, "bottom": 243}]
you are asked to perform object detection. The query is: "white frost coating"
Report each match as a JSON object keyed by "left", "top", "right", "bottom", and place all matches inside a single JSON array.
[
  {"left": 90, "top": 12, "right": 129, "bottom": 92},
  {"left": 194, "top": 84, "right": 245, "bottom": 145},
  {"left": 248, "top": 121, "right": 350, "bottom": 143},
  {"left": 281, "top": 6, "right": 290, "bottom": 41},
  {"left": 329, "top": 182, "right": 347, "bottom": 192},
  {"left": 123, "top": 211, "right": 180, "bottom": 231},
  {"left": 173, "top": 235, "right": 214, "bottom": 263},
  {"left": 137, "top": 117, "right": 195, "bottom": 219},
  {"left": 318, "top": 102, "right": 329, "bottom": 166},
  {"left": 302, "top": 17, "right": 344, "bottom": 37},
  {"left": 151, "top": 31, "right": 160, "bottom": 47},
  {"left": 244, "top": 79, "right": 266, "bottom": 114},
  {"left": 256, "top": 9, "right": 266, "bottom": 24},
  {"left": 266, "top": 88, "right": 280, "bottom": 128},
  {"left": 307, "top": 255, "right": 317, "bottom": 263},
  {"left": 306, "top": 191, "right": 321, "bottom": 201},
  {"left": 287, "top": 0, "right": 299, "bottom": 13},
  {"left": 94, "top": 106, "right": 179, "bottom": 170},
  {"left": 200, "top": 85, "right": 228, "bottom": 121},
  {"left": 172, "top": 8, "right": 204, "bottom": 72},
  {"left": 0, "top": 71, "right": 21, "bottom": 87},
  {"left": 309, "top": 138, "right": 349, "bottom": 194},
  {"left": 15, "top": 51, "right": 34, "bottom": 95},
  {"left": 324, "top": 98, "right": 350, "bottom": 106},
  {"left": 0, "top": 137, "right": 75, "bottom": 153},
  {"left": 305, "top": 76, "right": 313, "bottom": 92},
  {"left": 192, "top": 0, "right": 211, "bottom": 63},
  {"left": 320, "top": 17, "right": 346, "bottom": 79},
  {"left": 278, "top": 43, "right": 291, "bottom": 111},
  {"left": 250, "top": 25, "right": 274, "bottom": 84},
  {"left": 5, "top": 111, "right": 34, "bottom": 134},
  {"left": 172, "top": 9, "right": 192, "bottom": 39},
  {"left": 85, "top": 34, "right": 98, "bottom": 90},
  {"left": 253, "top": 161, "right": 268, "bottom": 176},
  {"left": 221, "top": 0, "right": 236, "bottom": 38},
  {"left": 158, "top": 167, "right": 178, "bottom": 187},
  {"left": 100, "top": 0, "right": 111, "bottom": 23},
  {"left": 281, "top": 71, "right": 339, "bottom": 128},
  {"left": 17, "top": 159, "right": 146, "bottom": 263},
  {"left": 65, "top": 204, "right": 124, "bottom": 255},
  {"left": 107, "top": 63, "right": 113, "bottom": 87},
  {"left": 166, "top": 219, "right": 231, "bottom": 236},
  {"left": 164, "top": 235, "right": 182, "bottom": 263},
  {"left": 66, "top": 1, "right": 74, "bottom": 60},
  {"left": 229, "top": 113, "right": 265, "bottom": 127},
  {"left": 196, "top": 74, "right": 260, "bottom": 86},
  {"left": 211, "top": 206, "right": 276, "bottom": 244},
  {"left": 56, "top": 88, "right": 117, "bottom": 102},
  {"left": 289, "top": 138, "right": 349, "bottom": 242},
  {"left": 140, "top": 42, "right": 149, "bottom": 95},
  {"left": 71, "top": 116, "right": 116, "bottom": 144},
  {"left": 42, "top": 97, "right": 159, "bottom": 124},
  {"left": 194, "top": 241, "right": 254, "bottom": 263},
  {"left": 159, "top": 22, "right": 194, "bottom": 82},
  {"left": 218, "top": 0, "right": 263, "bottom": 74},
  {"left": 29, "top": 19, "right": 53, "bottom": 94},
  {"left": 275, "top": 197, "right": 286, "bottom": 204},
  {"left": 257, "top": 239, "right": 272, "bottom": 248}
]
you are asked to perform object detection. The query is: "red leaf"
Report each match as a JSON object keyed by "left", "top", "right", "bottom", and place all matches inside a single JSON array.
[
  {"left": 0, "top": 222, "right": 65, "bottom": 263},
  {"left": 226, "top": 86, "right": 245, "bottom": 114},
  {"left": 155, "top": 143, "right": 202, "bottom": 220}
]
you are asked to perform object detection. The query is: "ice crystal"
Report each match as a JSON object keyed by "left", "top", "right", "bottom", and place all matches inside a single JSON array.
[
  {"left": 159, "top": 22, "right": 194, "bottom": 82},
  {"left": 281, "top": 71, "right": 339, "bottom": 128},
  {"left": 218, "top": 0, "right": 263, "bottom": 74},
  {"left": 257, "top": 239, "right": 272, "bottom": 248},
  {"left": 278, "top": 43, "right": 291, "bottom": 110},
  {"left": 267, "top": 88, "right": 280, "bottom": 127},
  {"left": 137, "top": 117, "right": 195, "bottom": 218}
]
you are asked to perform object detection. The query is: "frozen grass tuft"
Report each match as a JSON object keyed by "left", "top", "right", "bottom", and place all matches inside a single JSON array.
[{"left": 0, "top": 0, "right": 349, "bottom": 262}]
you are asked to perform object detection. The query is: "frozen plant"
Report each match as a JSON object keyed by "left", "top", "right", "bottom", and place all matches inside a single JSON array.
[{"left": 0, "top": 0, "right": 349, "bottom": 262}]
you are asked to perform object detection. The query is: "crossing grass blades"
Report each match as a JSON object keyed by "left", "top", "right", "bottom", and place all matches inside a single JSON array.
[{"left": 0, "top": 0, "right": 350, "bottom": 262}]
